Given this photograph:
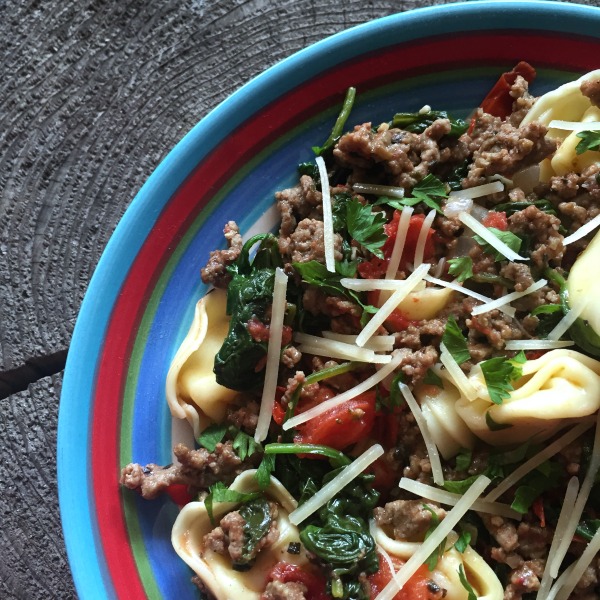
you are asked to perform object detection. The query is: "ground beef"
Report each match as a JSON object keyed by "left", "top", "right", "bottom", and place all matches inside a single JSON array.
[
  {"left": 120, "top": 441, "right": 255, "bottom": 499},
  {"left": 374, "top": 499, "right": 446, "bottom": 541},
  {"left": 507, "top": 75, "right": 537, "bottom": 127},
  {"left": 333, "top": 120, "right": 468, "bottom": 189},
  {"left": 394, "top": 318, "right": 445, "bottom": 351},
  {"left": 201, "top": 221, "right": 243, "bottom": 288},
  {"left": 282, "top": 346, "right": 302, "bottom": 369},
  {"left": 467, "top": 309, "right": 526, "bottom": 350},
  {"left": 261, "top": 580, "right": 308, "bottom": 600},
  {"left": 581, "top": 76, "right": 600, "bottom": 108},
  {"left": 396, "top": 345, "right": 439, "bottom": 385},
  {"left": 203, "top": 501, "right": 279, "bottom": 564},
  {"left": 276, "top": 175, "right": 322, "bottom": 238},
  {"left": 226, "top": 400, "right": 260, "bottom": 433},
  {"left": 469, "top": 244, "right": 500, "bottom": 277},
  {"left": 302, "top": 286, "right": 361, "bottom": 318},
  {"left": 500, "top": 262, "right": 535, "bottom": 292},
  {"left": 508, "top": 205, "right": 564, "bottom": 267},
  {"left": 504, "top": 559, "right": 544, "bottom": 600},
  {"left": 280, "top": 217, "right": 343, "bottom": 263},
  {"left": 465, "top": 112, "right": 556, "bottom": 187}
]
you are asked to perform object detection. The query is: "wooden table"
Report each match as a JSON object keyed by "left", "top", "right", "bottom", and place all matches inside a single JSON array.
[{"left": 1, "top": 0, "right": 598, "bottom": 597}]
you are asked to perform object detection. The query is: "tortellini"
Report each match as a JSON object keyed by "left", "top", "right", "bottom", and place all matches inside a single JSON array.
[
  {"left": 172, "top": 471, "right": 308, "bottom": 600},
  {"left": 457, "top": 349, "right": 600, "bottom": 445},
  {"left": 166, "top": 289, "right": 238, "bottom": 437},
  {"left": 395, "top": 286, "right": 455, "bottom": 321},
  {"left": 521, "top": 69, "right": 600, "bottom": 179},
  {"left": 371, "top": 521, "right": 503, "bottom": 600}
]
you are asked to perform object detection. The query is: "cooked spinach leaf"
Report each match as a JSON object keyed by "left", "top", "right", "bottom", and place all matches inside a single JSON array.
[
  {"left": 313, "top": 87, "right": 356, "bottom": 156},
  {"left": 391, "top": 110, "right": 468, "bottom": 137},
  {"left": 235, "top": 497, "right": 273, "bottom": 570}
]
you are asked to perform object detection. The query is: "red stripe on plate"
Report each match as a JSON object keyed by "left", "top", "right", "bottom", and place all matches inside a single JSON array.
[{"left": 91, "top": 31, "right": 599, "bottom": 597}]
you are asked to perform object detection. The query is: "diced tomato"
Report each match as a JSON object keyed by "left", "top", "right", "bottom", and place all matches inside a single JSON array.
[
  {"left": 164, "top": 484, "right": 193, "bottom": 508},
  {"left": 525, "top": 350, "right": 547, "bottom": 360},
  {"left": 470, "top": 316, "right": 492, "bottom": 337},
  {"left": 368, "top": 458, "right": 400, "bottom": 494},
  {"left": 247, "top": 318, "right": 292, "bottom": 346},
  {"left": 294, "top": 391, "right": 376, "bottom": 451},
  {"left": 384, "top": 309, "right": 418, "bottom": 332},
  {"left": 532, "top": 497, "right": 546, "bottom": 528},
  {"left": 264, "top": 562, "right": 331, "bottom": 600},
  {"left": 358, "top": 212, "right": 435, "bottom": 279},
  {"left": 368, "top": 554, "right": 431, "bottom": 600},
  {"left": 482, "top": 211, "right": 508, "bottom": 231}
]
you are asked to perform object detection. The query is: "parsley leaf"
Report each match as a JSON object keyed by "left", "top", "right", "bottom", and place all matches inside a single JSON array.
[
  {"left": 455, "top": 448, "right": 472, "bottom": 472},
  {"left": 447, "top": 256, "right": 473, "bottom": 283},
  {"left": 423, "top": 504, "right": 446, "bottom": 570},
  {"left": 511, "top": 462, "right": 561, "bottom": 514},
  {"left": 346, "top": 198, "right": 387, "bottom": 258},
  {"left": 423, "top": 368, "right": 444, "bottom": 388},
  {"left": 454, "top": 530, "right": 472, "bottom": 553},
  {"left": 458, "top": 564, "right": 477, "bottom": 600},
  {"left": 442, "top": 315, "right": 470, "bottom": 364},
  {"left": 407, "top": 174, "right": 448, "bottom": 214},
  {"left": 198, "top": 422, "right": 229, "bottom": 452},
  {"left": 387, "top": 371, "right": 407, "bottom": 409},
  {"left": 473, "top": 228, "right": 522, "bottom": 261},
  {"left": 255, "top": 453, "right": 276, "bottom": 490},
  {"left": 204, "top": 482, "right": 261, "bottom": 525},
  {"left": 479, "top": 351, "right": 526, "bottom": 405},
  {"left": 233, "top": 430, "right": 262, "bottom": 461},
  {"left": 575, "top": 130, "right": 600, "bottom": 155}
]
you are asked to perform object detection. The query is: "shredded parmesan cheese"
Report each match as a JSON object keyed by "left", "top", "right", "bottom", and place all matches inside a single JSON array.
[
  {"left": 536, "top": 477, "right": 580, "bottom": 600},
  {"left": 399, "top": 383, "right": 444, "bottom": 485},
  {"left": 398, "top": 478, "right": 522, "bottom": 520},
  {"left": 316, "top": 156, "right": 335, "bottom": 272},
  {"left": 341, "top": 277, "right": 424, "bottom": 291},
  {"left": 282, "top": 351, "right": 405, "bottom": 431},
  {"left": 449, "top": 181, "right": 504, "bottom": 199},
  {"left": 548, "top": 119, "right": 600, "bottom": 131},
  {"left": 297, "top": 343, "right": 391, "bottom": 364},
  {"left": 504, "top": 339, "right": 575, "bottom": 351},
  {"left": 385, "top": 206, "right": 414, "bottom": 280},
  {"left": 548, "top": 411, "right": 600, "bottom": 579},
  {"left": 562, "top": 212, "right": 600, "bottom": 246},
  {"left": 423, "top": 274, "right": 516, "bottom": 318},
  {"left": 289, "top": 444, "right": 384, "bottom": 525},
  {"left": 484, "top": 420, "right": 595, "bottom": 502},
  {"left": 355, "top": 263, "right": 431, "bottom": 348},
  {"left": 376, "top": 475, "right": 491, "bottom": 600},
  {"left": 547, "top": 299, "right": 588, "bottom": 341},
  {"left": 255, "top": 268, "right": 288, "bottom": 442},
  {"left": 439, "top": 341, "right": 478, "bottom": 401},
  {"left": 546, "top": 565, "right": 576, "bottom": 600},
  {"left": 458, "top": 211, "right": 527, "bottom": 261},
  {"left": 471, "top": 279, "right": 548, "bottom": 316},
  {"left": 353, "top": 182, "right": 405, "bottom": 198},
  {"left": 414, "top": 209, "right": 436, "bottom": 268},
  {"left": 321, "top": 331, "right": 395, "bottom": 351}
]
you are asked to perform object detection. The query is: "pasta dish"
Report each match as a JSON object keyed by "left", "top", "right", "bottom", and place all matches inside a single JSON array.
[{"left": 121, "top": 64, "right": 600, "bottom": 600}]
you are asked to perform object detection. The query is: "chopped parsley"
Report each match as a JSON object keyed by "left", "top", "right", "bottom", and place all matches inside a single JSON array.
[
  {"left": 345, "top": 198, "right": 387, "bottom": 258},
  {"left": 376, "top": 174, "right": 448, "bottom": 214},
  {"left": 454, "top": 530, "right": 472, "bottom": 553},
  {"left": 204, "top": 481, "right": 261, "bottom": 524},
  {"left": 473, "top": 228, "right": 523, "bottom": 261},
  {"left": 458, "top": 564, "right": 477, "bottom": 600},
  {"left": 423, "top": 368, "right": 444, "bottom": 388},
  {"left": 442, "top": 315, "right": 471, "bottom": 364},
  {"left": 423, "top": 504, "right": 447, "bottom": 570},
  {"left": 447, "top": 256, "right": 473, "bottom": 283},
  {"left": 575, "top": 130, "right": 600, "bottom": 155},
  {"left": 479, "top": 351, "right": 526, "bottom": 405}
]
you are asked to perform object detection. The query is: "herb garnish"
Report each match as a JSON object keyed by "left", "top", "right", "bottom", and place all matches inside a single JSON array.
[
  {"left": 345, "top": 198, "right": 387, "bottom": 257},
  {"left": 479, "top": 351, "right": 526, "bottom": 405},
  {"left": 376, "top": 174, "right": 448, "bottom": 214},
  {"left": 204, "top": 481, "right": 261, "bottom": 525},
  {"left": 473, "top": 228, "right": 523, "bottom": 261},
  {"left": 442, "top": 315, "right": 470, "bottom": 364},
  {"left": 313, "top": 87, "right": 356, "bottom": 156},
  {"left": 458, "top": 564, "right": 478, "bottom": 600},
  {"left": 423, "top": 504, "right": 446, "bottom": 570},
  {"left": 198, "top": 423, "right": 262, "bottom": 460},
  {"left": 423, "top": 368, "right": 444, "bottom": 388},
  {"left": 447, "top": 256, "right": 473, "bottom": 283},
  {"left": 391, "top": 110, "right": 468, "bottom": 137},
  {"left": 575, "top": 130, "right": 600, "bottom": 155},
  {"left": 454, "top": 530, "right": 472, "bottom": 553}
]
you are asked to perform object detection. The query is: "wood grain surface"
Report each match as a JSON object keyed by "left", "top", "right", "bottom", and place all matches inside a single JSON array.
[{"left": 1, "top": 0, "right": 598, "bottom": 597}]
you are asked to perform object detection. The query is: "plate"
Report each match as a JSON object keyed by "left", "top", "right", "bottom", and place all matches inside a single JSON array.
[{"left": 58, "top": 1, "right": 600, "bottom": 598}]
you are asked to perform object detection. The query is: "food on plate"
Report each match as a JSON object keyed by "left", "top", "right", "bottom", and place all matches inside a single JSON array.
[{"left": 121, "top": 64, "right": 600, "bottom": 599}]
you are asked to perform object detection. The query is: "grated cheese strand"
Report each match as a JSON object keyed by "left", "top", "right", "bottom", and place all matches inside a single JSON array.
[
  {"left": 547, "top": 299, "right": 588, "bottom": 341},
  {"left": 448, "top": 180, "right": 504, "bottom": 199},
  {"left": 316, "top": 156, "right": 335, "bottom": 272},
  {"left": 548, "top": 119, "right": 600, "bottom": 131},
  {"left": 297, "top": 343, "right": 391, "bottom": 364},
  {"left": 459, "top": 211, "right": 527, "bottom": 261},
  {"left": 439, "top": 342, "right": 478, "bottom": 401},
  {"left": 255, "top": 268, "right": 289, "bottom": 442},
  {"left": 341, "top": 277, "right": 425, "bottom": 291},
  {"left": 398, "top": 478, "right": 522, "bottom": 520},
  {"left": 399, "top": 383, "right": 444, "bottom": 485},
  {"left": 353, "top": 182, "right": 405, "bottom": 198},
  {"left": 504, "top": 340, "right": 575, "bottom": 351},
  {"left": 545, "top": 565, "right": 576, "bottom": 600},
  {"left": 471, "top": 279, "right": 548, "bottom": 316},
  {"left": 355, "top": 263, "right": 431, "bottom": 348},
  {"left": 282, "top": 351, "right": 405, "bottom": 431},
  {"left": 294, "top": 332, "right": 391, "bottom": 363},
  {"left": 376, "top": 475, "right": 491, "bottom": 600},
  {"left": 321, "top": 331, "right": 395, "bottom": 351},
  {"left": 553, "top": 526, "right": 600, "bottom": 600},
  {"left": 385, "top": 206, "right": 414, "bottom": 280},
  {"left": 289, "top": 444, "right": 384, "bottom": 525},
  {"left": 562, "top": 213, "right": 600, "bottom": 246},
  {"left": 424, "top": 274, "right": 515, "bottom": 317},
  {"left": 548, "top": 411, "right": 600, "bottom": 579},
  {"left": 414, "top": 209, "right": 437, "bottom": 268},
  {"left": 536, "top": 477, "right": 580, "bottom": 600},
  {"left": 484, "top": 419, "right": 595, "bottom": 502}
]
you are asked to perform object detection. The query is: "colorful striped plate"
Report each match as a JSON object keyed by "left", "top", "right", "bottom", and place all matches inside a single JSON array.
[{"left": 58, "top": 1, "right": 600, "bottom": 598}]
